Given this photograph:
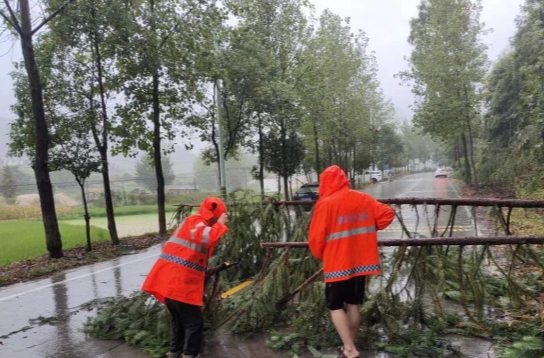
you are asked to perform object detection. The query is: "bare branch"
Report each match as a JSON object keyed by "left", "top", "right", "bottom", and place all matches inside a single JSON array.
[
  {"left": 157, "top": 2, "right": 200, "bottom": 50},
  {"left": 0, "top": 12, "right": 18, "bottom": 35},
  {"left": 2, "top": 0, "right": 22, "bottom": 34},
  {"left": 31, "top": 0, "right": 77, "bottom": 36},
  {"left": 0, "top": 9, "right": 14, "bottom": 29}
]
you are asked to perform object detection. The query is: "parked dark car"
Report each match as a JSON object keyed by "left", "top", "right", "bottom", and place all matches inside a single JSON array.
[{"left": 294, "top": 182, "right": 319, "bottom": 201}]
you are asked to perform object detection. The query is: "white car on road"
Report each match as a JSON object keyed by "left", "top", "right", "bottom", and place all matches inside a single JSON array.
[
  {"left": 435, "top": 168, "right": 448, "bottom": 178},
  {"left": 370, "top": 171, "right": 382, "bottom": 183}
]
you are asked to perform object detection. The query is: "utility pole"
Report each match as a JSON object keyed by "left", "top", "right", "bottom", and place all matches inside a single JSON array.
[
  {"left": 215, "top": 78, "right": 227, "bottom": 198},
  {"left": 211, "top": 0, "right": 227, "bottom": 198}
]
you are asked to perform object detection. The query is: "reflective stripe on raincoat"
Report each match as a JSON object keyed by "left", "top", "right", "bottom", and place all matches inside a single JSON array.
[
  {"left": 142, "top": 197, "right": 228, "bottom": 306},
  {"left": 308, "top": 165, "right": 395, "bottom": 283}
]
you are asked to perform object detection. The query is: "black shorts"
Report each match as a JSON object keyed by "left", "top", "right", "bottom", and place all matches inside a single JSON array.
[{"left": 325, "top": 275, "right": 366, "bottom": 310}]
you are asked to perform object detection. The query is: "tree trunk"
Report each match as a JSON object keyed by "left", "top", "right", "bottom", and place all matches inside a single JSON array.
[
  {"left": 331, "top": 139, "right": 338, "bottom": 165},
  {"left": 467, "top": 121, "right": 478, "bottom": 186},
  {"left": 152, "top": 73, "right": 167, "bottom": 234},
  {"left": 210, "top": 115, "right": 223, "bottom": 193},
  {"left": 351, "top": 146, "right": 356, "bottom": 188},
  {"left": 280, "top": 119, "right": 289, "bottom": 201},
  {"left": 100, "top": 150, "right": 119, "bottom": 244},
  {"left": 216, "top": 159, "right": 221, "bottom": 192},
  {"left": 461, "top": 133, "right": 472, "bottom": 184},
  {"left": 92, "top": 8, "right": 119, "bottom": 245},
  {"left": 20, "top": 0, "right": 63, "bottom": 258},
  {"left": 289, "top": 176, "right": 293, "bottom": 199},
  {"left": 149, "top": 0, "right": 166, "bottom": 234},
  {"left": 312, "top": 118, "right": 320, "bottom": 176},
  {"left": 258, "top": 114, "right": 265, "bottom": 196},
  {"left": 463, "top": 85, "right": 478, "bottom": 186},
  {"left": 454, "top": 142, "right": 460, "bottom": 167},
  {"left": 79, "top": 181, "right": 92, "bottom": 252}
]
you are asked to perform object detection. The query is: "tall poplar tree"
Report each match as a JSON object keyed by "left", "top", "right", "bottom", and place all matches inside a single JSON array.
[
  {"left": 115, "top": 0, "right": 225, "bottom": 233},
  {"left": 1, "top": 0, "right": 81, "bottom": 258},
  {"left": 401, "top": 0, "right": 488, "bottom": 184}
]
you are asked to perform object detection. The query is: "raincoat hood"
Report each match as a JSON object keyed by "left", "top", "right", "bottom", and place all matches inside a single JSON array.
[
  {"left": 318, "top": 165, "right": 349, "bottom": 199},
  {"left": 198, "top": 197, "right": 227, "bottom": 223}
]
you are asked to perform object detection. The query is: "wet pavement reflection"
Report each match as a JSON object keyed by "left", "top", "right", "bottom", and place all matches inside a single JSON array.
[
  {"left": 364, "top": 173, "right": 483, "bottom": 241},
  {"left": 0, "top": 247, "right": 162, "bottom": 358},
  {"left": 0, "top": 172, "right": 494, "bottom": 357}
]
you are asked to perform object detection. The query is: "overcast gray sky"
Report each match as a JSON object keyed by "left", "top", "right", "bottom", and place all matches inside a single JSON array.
[
  {"left": 0, "top": 0, "right": 526, "bottom": 154},
  {"left": 311, "top": 0, "right": 525, "bottom": 120}
]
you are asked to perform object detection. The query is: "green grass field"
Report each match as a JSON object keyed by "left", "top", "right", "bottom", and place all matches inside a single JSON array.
[{"left": 0, "top": 221, "right": 109, "bottom": 266}]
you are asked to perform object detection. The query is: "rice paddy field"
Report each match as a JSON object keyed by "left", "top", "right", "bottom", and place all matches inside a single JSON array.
[
  {"left": 0, "top": 208, "right": 180, "bottom": 266},
  {"left": 0, "top": 221, "right": 109, "bottom": 265}
]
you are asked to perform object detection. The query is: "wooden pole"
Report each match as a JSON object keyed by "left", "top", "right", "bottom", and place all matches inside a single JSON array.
[
  {"left": 175, "top": 198, "right": 544, "bottom": 209},
  {"left": 261, "top": 235, "right": 544, "bottom": 248},
  {"left": 270, "top": 198, "right": 544, "bottom": 208}
]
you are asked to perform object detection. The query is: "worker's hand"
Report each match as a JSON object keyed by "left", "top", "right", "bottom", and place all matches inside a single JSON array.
[{"left": 218, "top": 213, "right": 228, "bottom": 226}]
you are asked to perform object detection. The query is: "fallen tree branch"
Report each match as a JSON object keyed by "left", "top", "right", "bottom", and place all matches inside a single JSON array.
[
  {"left": 261, "top": 235, "right": 544, "bottom": 248},
  {"left": 270, "top": 198, "right": 544, "bottom": 208},
  {"left": 275, "top": 268, "right": 323, "bottom": 310}
]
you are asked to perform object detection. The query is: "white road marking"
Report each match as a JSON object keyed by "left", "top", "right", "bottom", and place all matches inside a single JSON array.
[
  {"left": 395, "top": 181, "right": 419, "bottom": 198},
  {"left": 449, "top": 180, "right": 480, "bottom": 235},
  {"left": 0, "top": 253, "right": 159, "bottom": 303}
]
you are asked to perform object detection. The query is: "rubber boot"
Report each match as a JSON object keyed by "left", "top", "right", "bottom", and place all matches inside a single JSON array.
[{"left": 166, "top": 352, "right": 181, "bottom": 358}]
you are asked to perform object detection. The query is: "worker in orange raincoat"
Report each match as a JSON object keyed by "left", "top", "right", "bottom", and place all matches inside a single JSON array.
[
  {"left": 309, "top": 165, "right": 394, "bottom": 358},
  {"left": 142, "top": 197, "right": 229, "bottom": 358}
]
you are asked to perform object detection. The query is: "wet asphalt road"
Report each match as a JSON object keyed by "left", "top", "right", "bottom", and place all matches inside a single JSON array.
[
  {"left": 364, "top": 172, "right": 480, "bottom": 240},
  {"left": 0, "top": 172, "right": 492, "bottom": 358}
]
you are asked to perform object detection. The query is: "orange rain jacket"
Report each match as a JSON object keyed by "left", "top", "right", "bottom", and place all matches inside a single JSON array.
[
  {"left": 142, "top": 197, "right": 228, "bottom": 306},
  {"left": 309, "top": 165, "right": 395, "bottom": 283}
]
